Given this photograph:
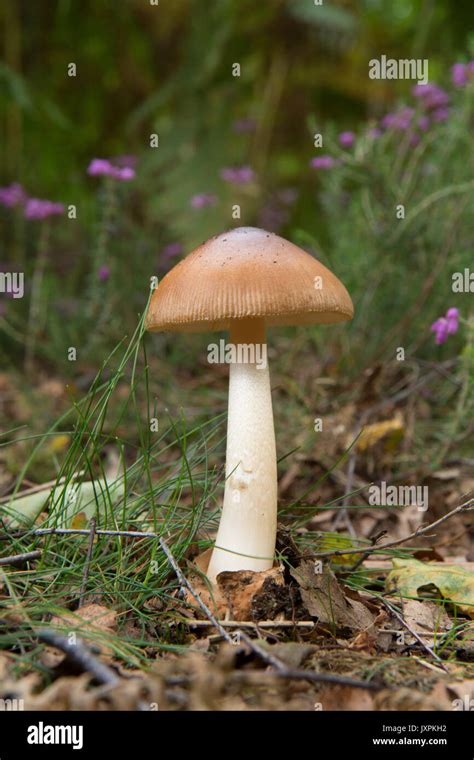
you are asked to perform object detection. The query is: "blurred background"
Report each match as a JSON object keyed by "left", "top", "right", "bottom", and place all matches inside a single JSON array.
[{"left": 0, "top": 0, "right": 473, "bottom": 536}]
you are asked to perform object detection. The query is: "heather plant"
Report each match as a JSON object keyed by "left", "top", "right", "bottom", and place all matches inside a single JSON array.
[
  {"left": 304, "top": 70, "right": 474, "bottom": 370},
  {"left": 3, "top": 62, "right": 472, "bottom": 379}
]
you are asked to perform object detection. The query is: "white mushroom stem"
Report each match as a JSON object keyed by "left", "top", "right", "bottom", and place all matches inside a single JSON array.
[{"left": 207, "top": 318, "right": 277, "bottom": 583}]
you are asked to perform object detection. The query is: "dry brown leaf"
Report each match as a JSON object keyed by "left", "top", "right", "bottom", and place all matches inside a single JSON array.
[
  {"left": 291, "top": 561, "right": 375, "bottom": 632},
  {"left": 400, "top": 599, "right": 452, "bottom": 648}
]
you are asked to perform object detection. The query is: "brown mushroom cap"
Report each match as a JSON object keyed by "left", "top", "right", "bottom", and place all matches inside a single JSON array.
[{"left": 146, "top": 227, "right": 354, "bottom": 333}]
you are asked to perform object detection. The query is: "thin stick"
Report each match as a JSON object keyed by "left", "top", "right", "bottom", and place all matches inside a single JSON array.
[
  {"left": 78, "top": 517, "right": 96, "bottom": 608},
  {"left": 36, "top": 629, "right": 119, "bottom": 686},
  {"left": 381, "top": 599, "right": 449, "bottom": 672},
  {"left": 311, "top": 496, "right": 474, "bottom": 560},
  {"left": 158, "top": 536, "right": 233, "bottom": 644},
  {"left": 0, "top": 550, "right": 41, "bottom": 566},
  {"left": 180, "top": 619, "right": 316, "bottom": 630},
  {"left": 2, "top": 527, "right": 166, "bottom": 540}
]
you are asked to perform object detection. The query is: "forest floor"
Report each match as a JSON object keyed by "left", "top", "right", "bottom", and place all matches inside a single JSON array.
[{"left": 0, "top": 350, "right": 473, "bottom": 711}]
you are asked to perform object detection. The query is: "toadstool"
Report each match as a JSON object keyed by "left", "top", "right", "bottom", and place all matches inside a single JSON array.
[{"left": 146, "top": 227, "right": 353, "bottom": 583}]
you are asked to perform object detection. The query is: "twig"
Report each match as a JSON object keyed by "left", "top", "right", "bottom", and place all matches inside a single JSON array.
[
  {"left": 1, "top": 527, "right": 169, "bottom": 540},
  {"left": 78, "top": 517, "right": 96, "bottom": 608},
  {"left": 36, "top": 629, "right": 119, "bottom": 686},
  {"left": 181, "top": 619, "right": 316, "bottom": 630},
  {"left": 158, "top": 536, "right": 233, "bottom": 644},
  {"left": 311, "top": 496, "right": 474, "bottom": 560},
  {"left": 380, "top": 599, "right": 449, "bottom": 672},
  {"left": 0, "top": 550, "right": 41, "bottom": 566}
]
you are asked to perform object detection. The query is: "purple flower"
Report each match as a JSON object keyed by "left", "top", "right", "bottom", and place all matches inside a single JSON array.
[
  {"left": 111, "top": 166, "right": 135, "bottom": 180},
  {"left": 451, "top": 63, "right": 467, "bottom": 87},
  {"left": 412, "top": 83, "right": 449, "bottom": 109},
  {"left": 446, "top": 307, "right": 459, "bottom": 335},
  {"left": 162, "top": 242, "right": 183, "bottom": 259},
  {"left": 24, "top": 198, "right": 64, "bottom": 220},
  {"left": 431, "top": 317, "right": 449, "bottom": 345},
  {"left": 431, "top": 107, "right": 449, "bottom": 123},
  {"left": 220, "top": 166, "right": 255, "bottom": 184},
  {"left": 0, "top": 182, "right": 28, "bottom": 208},
  {"left": 98, "top": 265, "right": 110, "bottom": 282},
  {"left": 232, "top": 118, "right": 257, "bottom": 134},
  {"left": 309, "top": 155, "right": 335, "bottom": 170},
  {"left": 450, "top": 61, "right": 474, "bottom": 87},
  {"left": 87, "top": 158, "right": 135, "bottom": 181},
  {"left": 338, "top": 131, "right": 355, "bottom": 148},
  {"left": 412, "top": 83, "right": 438, "bottom": 97},
  {"left": 431, "top": 308, "right": 460, "bottom": 344},
  {"left": 190, "top": 193, "right": 217, "bottom": 209},
  {"left": 381, "top": 108, "right": 414, "bottom": 131},
  {"left": 87, "top": 159, "right": 114, "bottom": 177},
  {"left": 425, "top": 90, "right": 449, "bottom": 109}
]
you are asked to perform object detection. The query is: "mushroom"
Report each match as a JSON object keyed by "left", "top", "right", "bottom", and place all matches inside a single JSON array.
[{"left": 146, "top": 227, "right": 353, "bottom": 583}]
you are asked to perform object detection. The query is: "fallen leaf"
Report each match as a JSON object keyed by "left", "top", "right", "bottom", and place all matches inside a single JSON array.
[
  {"left": 387, "top": 558, "right": 474, "bottom": 618},
  {"left": 356, "top": 414, "right": 404, "bottom": 452},
  {"left": 70, "top": 511, "right": 88, "bottom": 529},
  {"left": 1, "top": 490, "right": 50, "bottom": 527},
  {"left": 400, "top": 599, "right": 452, "bottom": 647},
  {"left": 291, "top": 561, "right": 375, "bottom": 632}
]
